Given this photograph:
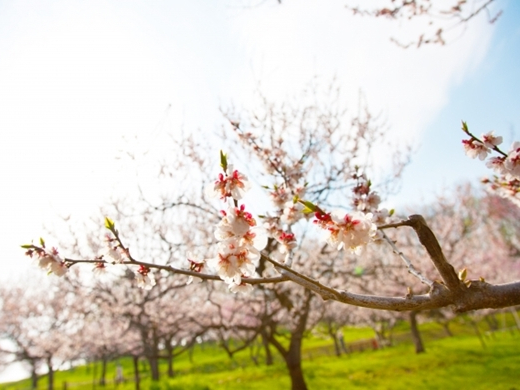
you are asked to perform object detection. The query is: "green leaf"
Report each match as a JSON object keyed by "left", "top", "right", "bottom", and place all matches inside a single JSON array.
[
  {"left": 354, "top": 266, "right": 364, "bottom": 276},
  {"left": 299, "top": 200, "right": 318, "bottom": 214},
  {"left": 21, "top": 244, "right": 34, "bottom": 249},
  {"left": 220, "top": 150, "right": 228, "bottom": 172},
  {"left": 104, "top": 217, "right": 115, "bottom": 231},
  {"left": 39, "top": 237, "right": 45, "bottom": 248},
  {"left": 389, "top": 209, "right": 395, "bottom": 216},
  {"left": 461, "top": 121, "right": 469, "bottom": 133}
]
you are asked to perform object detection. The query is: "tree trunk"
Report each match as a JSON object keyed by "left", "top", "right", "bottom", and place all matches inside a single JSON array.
[
  {"left": 260, "top": 328, "right": 273, "bottom": 366},
  {"left": 30, "top": 360, "right": 38, "bottom": 390},
  {"left": 330, "top": 331, "right": 341, "bottom": 357},
  {"left": 510, "top": 308, "right": 520, "bottom": 330},
  {"left": 284, "top": 337, "right": 307, "bottom": 390},
  {"left": 470, "top": 319, "right": 487, "bottom": 349},
  {"left": 409, "top": 311, "right": 425, "bottom": 354},
  {"left": 166, "top": 346, "right": 174, "bottom": 378},
  {"left": 46, "top": 357, "right": 54, "bottom": 390},
  {"left": 147, "top": 356, "right": 160, "bottom": 381},
  {"left": 99, "top": 358, "right": 107, "bottom": 386},
  {"left": 442, "top": 322, "right": 453, "bottom": 337},
  {"left": 132, "top": 356, "right": 140, "bottom": 390},
  {"left": 268, "top": 289, "right": 313, "bottom": 390}
]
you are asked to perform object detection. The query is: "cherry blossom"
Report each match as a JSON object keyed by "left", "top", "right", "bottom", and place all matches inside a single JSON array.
[
  {"left": 103, "top": 234, "right": 127, "bottom": 264},
  {"left": 276, "top": 231, "right": 298, "bottom": 254},
  {"left": 215, "top": 205, "right": 256, "bottom": 239},
  {"left": 462, "top": 139, "right": 489, "bottom": 160},
  {"left": 486, "top": 156, "right": 507, "bottom": 175},
  {"left": 186, "top": 253, "right": 207, "bottom": 285},
  {"left": 482, "top": 131, "right": 503, "bottom": 148},
  {"left": 206, "top": 164, "right": 251, "bottom": 201},
  {"left": 27, "top": 246, "right": 69, "bottom": 277},
  {"left": 280, "top": 201, "right": 304, "bottom": 225},
  {"left": 504, "top": 141, "right": 520, "bottom": 179},
  {"left": 208, "top": 240, "right": 259, "bottom": 285},
  {"left": 314, "top": 210, "right": 377, "bottom": 253},
  {"left": 134, "top": 265, "right": 156, "bottom": 290},
  {"left": 228, "top": 280, "right": 254, "bottom": 294}
]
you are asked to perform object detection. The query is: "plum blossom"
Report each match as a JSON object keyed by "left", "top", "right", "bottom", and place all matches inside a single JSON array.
[
  {"left": 211, "top": 201, "right": 267, "bottom": 292},
  {"left": 269, "top": 186, "right": 290, "bottom": 208},
  {"left": 229, "top": 281, "right": 254, "bottom": 294},
  {"left": 482, "top": 131, "right": 503, "bottom": 148},
  {"left": 206, "top": 164, "right": 250, "bottom": 200},
  {"left": 462, "top": 139, "right": 489, "bottom": 160},
  {"left": 208, "top": 240, "right": 259, "bottom": 285},
  {"left": 93, "top": 262, "right": 107, "bottom": 275},
  {"left": 103, "top": 234, "right": 127, "bottom": 264},
  {"left": 504, "top": 142, "right": 520, "bottom": 179},
  {"left": 486, "top": 156, "right": 507, "bottom": 175},
  {"left": 280, "top": 201, "right": 304, "bottom": 225},
  {"left": 215, "top": 205, "right": 256, "bottom": 240},
  {"left": 31, "top": 247, "right": 68, "bottom": 277},
  {"left": 186, "top": 253, "right": 207, "bottom": 285},
  {"left": 276, "top": 231, "right": 297, "bottom": 253},
  {"left": 314, "top": 210, "right": 377, "bottom": 253},
  {"left": 134, "top": 265, "right": 156, "bottom": 290}
]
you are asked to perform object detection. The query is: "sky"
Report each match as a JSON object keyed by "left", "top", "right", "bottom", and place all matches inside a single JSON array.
[{"left": 0, "top": 0, "right": 519, "bottom": 381}]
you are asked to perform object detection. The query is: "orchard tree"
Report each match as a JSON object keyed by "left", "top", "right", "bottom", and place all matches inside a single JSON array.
[
  {"left": 21, "top": 79, "right": 520, "bottom": 390},
  {"left": 273, "top": 0, "right": 501, "bottom": 48},
  {"left": 0, "top": 280, "right": 86, "bottom": 390}
]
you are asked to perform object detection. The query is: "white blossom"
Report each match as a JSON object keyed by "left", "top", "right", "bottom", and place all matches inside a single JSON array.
[
  {"left": 462, "top": 139, "right": 489, "bottom": 160},
  {"left": 322, "top": 210, "right": 377, "bottom": 254}
]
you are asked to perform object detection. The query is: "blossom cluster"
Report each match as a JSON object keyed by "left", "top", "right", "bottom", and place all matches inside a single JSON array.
[
  {"left": 201, "top": 162, "right": 267, "bottom": 293},
  {"left": 462, "top": 126, "right": 520, "bottom": 206},
  {"left": 206, "top": 164, "right": 251, "bottom": 200},
  {"left": 23, "top": 243, "right": 68, "bottom": 277},
  {"left": 313, "top": 209, "right": 377, "bottom": 254}
]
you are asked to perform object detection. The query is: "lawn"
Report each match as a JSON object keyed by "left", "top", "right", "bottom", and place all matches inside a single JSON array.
[{"left": 2, "top": 318, "right": 519, "bottom": 390}]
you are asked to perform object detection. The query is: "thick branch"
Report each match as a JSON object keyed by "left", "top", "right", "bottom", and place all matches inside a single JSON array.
[
  {"left": 381, "top": 215, "right": 464, "bottom": 293},
  {"left": 266, "top": 255, "right": 520, "bottom": 312}
]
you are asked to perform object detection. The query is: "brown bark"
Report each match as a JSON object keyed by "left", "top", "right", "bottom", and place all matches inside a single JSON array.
[
  {"left": 46, "top": 357, "right": 54, "bottom": 390},
  {"left": 409, "top": 311, "right": 425, "bottom": 354},
  {"left": 132, "top": 356, "right": 140, "bottom": 390}
]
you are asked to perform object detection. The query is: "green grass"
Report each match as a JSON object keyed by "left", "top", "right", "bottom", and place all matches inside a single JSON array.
[{"left": 2, "top": 319, "right": 520, "bottom": 390}]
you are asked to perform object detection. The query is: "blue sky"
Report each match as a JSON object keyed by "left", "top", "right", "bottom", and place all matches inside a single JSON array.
[
  {"left": 393, "top": 0, "right": 520, "bottom": 208},
  {"left": 0, "top": 0, "right": 519, "bottom": 382},
  {"left": 1, "top": 0, "right": 518, "bottom": 281}
]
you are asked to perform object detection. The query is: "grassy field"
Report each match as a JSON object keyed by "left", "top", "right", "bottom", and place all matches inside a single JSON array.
[{"left": 2, "top": 318, "right": 519, "bottom": 390}]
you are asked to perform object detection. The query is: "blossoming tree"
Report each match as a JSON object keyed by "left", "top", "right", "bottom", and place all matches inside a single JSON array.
[{"left": 21, "top": 80, "right": 520, "bottom": 390}]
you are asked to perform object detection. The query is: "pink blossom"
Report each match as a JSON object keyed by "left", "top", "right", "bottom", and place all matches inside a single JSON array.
[
  {"left": 206, "top": 165, "right": 251, "bottom": 200},
  {"left": 241, "top": 227, "right": 268, "bottom": 251},
  {"left": 186, "top": 253, "right": 207, "bottom": 285},
  {"left": 104, "top": 245, "right": 127, "bottom": 264},
  {"left": 50, "top": 260, "right": 69, "bottom": 277},
  {"left": 134, "top": 265, "right": 156, "bottom": 290},
  {"left": 269, "top": 186, "right": 290, "bottom": 208},
  {"left": 486, "top": 156, "right": 507, "bottom": 175},
  {"left": 228, "top": 281, "right": 254, "bottom": 294},
  {"left": 276, "top": 231, "right": 297, "bottom": 253},
  {"left": 318, "top": 210, "right": 377, "bottom": 253},
  {"left": 462, "top": 139, "right": 489, "bottom": 160},
  {"left": 280, "top": 201, "right": 304, "bottom": 225},
  {"left": 482, "top": 131, "right": 503, "bottom": 148},
  {"left": 504, "top": 142, "right": 520, "bottom": 179},
  {"left": 208, "top": 240, "right": 259, "bottom": 285},
  {"left": 215, "top": 205, "right": 256, "bottom": 240},
  {"left": 92, "top": 262, "right": 107, "bottom": 275},
  {"left": 35, "top": 247, "right": 68, "bottom": 277}
]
